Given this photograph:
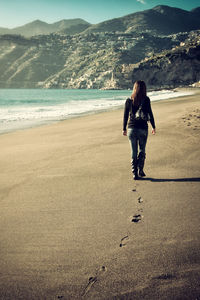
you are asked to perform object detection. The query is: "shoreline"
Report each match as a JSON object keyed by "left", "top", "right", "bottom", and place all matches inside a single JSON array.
[{"left": 0, "top": 87, "right": 198, "bottom": 136}]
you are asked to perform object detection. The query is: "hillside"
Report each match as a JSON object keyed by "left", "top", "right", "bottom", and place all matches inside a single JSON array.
[{"left": 0, "top": 30, "right": 192, "bottom": 89}]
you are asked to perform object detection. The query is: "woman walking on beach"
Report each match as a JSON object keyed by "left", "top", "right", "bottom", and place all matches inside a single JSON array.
[{"left": 123, "top": 80, "right": 156, "bottom": 180}]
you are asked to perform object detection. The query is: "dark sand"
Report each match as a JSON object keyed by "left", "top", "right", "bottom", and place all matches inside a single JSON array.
[{"left": 0, "top": 90, "right": 200, "bottom": 299}]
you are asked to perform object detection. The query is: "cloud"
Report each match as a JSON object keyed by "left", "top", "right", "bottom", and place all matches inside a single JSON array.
[{"left": 136, "top": 0, "right": 146, "bottom": 4}]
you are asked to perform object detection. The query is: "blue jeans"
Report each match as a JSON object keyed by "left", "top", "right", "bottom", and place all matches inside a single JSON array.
[{"left": 127, "top": 128, "right": 148, "bottom": 162}]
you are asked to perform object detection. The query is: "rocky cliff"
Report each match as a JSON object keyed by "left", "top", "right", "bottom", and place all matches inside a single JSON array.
[{"left": 131, "top": 31, "right": 200, "bottom": 89}]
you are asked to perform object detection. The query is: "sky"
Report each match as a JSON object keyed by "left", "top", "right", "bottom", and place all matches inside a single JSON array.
[{"left": 0, "top": 0, "right": 199, "bottom": 28}]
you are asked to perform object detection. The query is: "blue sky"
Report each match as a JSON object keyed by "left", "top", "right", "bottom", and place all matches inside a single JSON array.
[{"left": 0, "top": 0, "right": 199, "bottom": 28}]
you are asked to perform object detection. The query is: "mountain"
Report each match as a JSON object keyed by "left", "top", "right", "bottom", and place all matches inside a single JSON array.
[
  {"left": 12, "top": 20, "right": 53, "bottom": 36},
  {"left": 0, "top": 19, "right": 91, "bottom": 37},
  {"left": 191, "top": 7, "right": 200, "bottom": 15},
  {"left": 0, "top": 5, "right": 200, "bottom": 37},
  {"left": 83, "top": 5, "right": 200, "bottom": 35},
  {"left": 0, "top": 5, "right": 199, "bottom": 89}
]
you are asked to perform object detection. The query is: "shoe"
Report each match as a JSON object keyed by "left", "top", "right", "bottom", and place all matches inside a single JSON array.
[
  {"left": 139, "top": 170, "right": 146, "bottom": 177},
  {"left": 133, "top": 170, "right": 139, "bottom": 180},
  {"left": 131, "top": 159, "right": 138, "bottom": 180},
  {"left": 138, "top": 153, "right": 146, "bottom": 177}
]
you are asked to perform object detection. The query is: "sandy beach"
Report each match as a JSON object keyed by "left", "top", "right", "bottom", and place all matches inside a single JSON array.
[{"left": 0, "top": 90, "right": 200, "bottom": 299}]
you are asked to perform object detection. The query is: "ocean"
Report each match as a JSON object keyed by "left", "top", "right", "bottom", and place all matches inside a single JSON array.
[{"left": 0, "top": 89, "right": 194, "bottom": 134}]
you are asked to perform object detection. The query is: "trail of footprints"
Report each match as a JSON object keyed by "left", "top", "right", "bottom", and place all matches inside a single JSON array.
[
  {"left": 121, "top": 188, "right": 144, "bottom": 247},
  {"left": 79, "top": 184, "right": 145, "bottom": 298},
  {"left": 130, "top": 196, "right": 143, "bottom": 223},
  {"left": 181, "top": 108, "right": 200, "bottom": 130}
]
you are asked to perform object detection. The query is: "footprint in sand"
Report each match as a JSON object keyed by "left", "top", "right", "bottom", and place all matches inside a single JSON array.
[
  {"left": 138, "top": 196, "right": 143, "bottom": 203},
  {"left": 153, "top": 273, "right": 177, "bottom": 280},
  {"left": 119, "top": 235, "right": 129, "bottom": 247},
  {"left": 131, "top": 214, "right": 142, "bottom": 223},
  {"left": 98, "top": 266, "right": 107, "bottom": 274},
  {"left": 82, "top": 266, "right": 107, "bottom": 296},
  {"left": 82, "top": 277, "right": 97, "bottom": 297}
]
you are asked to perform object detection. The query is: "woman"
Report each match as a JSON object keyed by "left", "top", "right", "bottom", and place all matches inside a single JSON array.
[{"left": 123, "top": 80, "right": 156, "bottom": 180}]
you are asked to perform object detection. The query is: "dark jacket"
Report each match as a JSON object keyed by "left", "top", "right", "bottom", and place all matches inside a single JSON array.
[{"left": 123, "top": 97, "right": 155, "bottom": 131}]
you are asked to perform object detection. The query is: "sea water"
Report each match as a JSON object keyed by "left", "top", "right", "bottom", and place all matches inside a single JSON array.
[{"left": 0, "top": 89, "right": 194, "bottom": 134}]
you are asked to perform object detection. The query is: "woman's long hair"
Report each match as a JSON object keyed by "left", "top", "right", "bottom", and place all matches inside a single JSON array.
[{"left": 131, "top": 80, "right": 147, "bottom": 107}]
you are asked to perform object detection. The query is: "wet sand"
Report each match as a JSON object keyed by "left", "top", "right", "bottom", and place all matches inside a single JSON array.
[{"left": 0, "top": 90, "right": 200, "bottom": 299}]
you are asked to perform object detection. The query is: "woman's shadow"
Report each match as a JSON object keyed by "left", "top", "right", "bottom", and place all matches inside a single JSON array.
[{"left": 141, "top": 177, "right": 200, "bottom": 182}]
